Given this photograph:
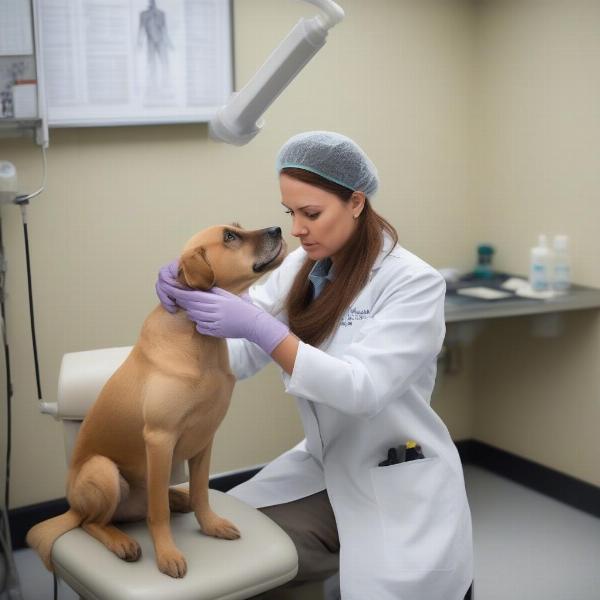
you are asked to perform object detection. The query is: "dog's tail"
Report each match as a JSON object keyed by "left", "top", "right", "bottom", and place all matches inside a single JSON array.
[{"left": 26, "top": 509, "right": 83, "bottom": 571}]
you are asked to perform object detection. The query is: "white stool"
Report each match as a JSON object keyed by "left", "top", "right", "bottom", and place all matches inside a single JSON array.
[{"left": 43, "top": 347, "right": 298, "bottom": 600}]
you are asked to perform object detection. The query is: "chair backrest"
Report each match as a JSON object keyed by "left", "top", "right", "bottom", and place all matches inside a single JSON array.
[{"left": 57, "top": 346, "right": 186, "bottom": 483}]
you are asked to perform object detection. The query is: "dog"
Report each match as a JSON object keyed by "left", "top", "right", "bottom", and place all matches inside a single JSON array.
[{"left": 26, "top": 224, "right": 287, "bottom": 578}]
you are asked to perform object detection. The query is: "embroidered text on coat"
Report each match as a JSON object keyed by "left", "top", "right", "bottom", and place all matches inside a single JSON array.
[{"left": 340, "top": 307, "right": 371, "bottom": 327}]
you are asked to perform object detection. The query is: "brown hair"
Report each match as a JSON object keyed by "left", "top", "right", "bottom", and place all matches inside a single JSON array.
[{"left": 282, "top": 168, "right": 399, "bottom": 347}]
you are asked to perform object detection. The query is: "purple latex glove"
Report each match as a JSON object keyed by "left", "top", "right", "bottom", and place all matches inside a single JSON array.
[
  {"left": 155, "top": 260, "right": 181, "bottom": 314},
  {"left": 156, "top": 259, "right": 256, "bottom": 316},
  {"left": 156, "top": 265, "right": 289, "bottom": 354}
]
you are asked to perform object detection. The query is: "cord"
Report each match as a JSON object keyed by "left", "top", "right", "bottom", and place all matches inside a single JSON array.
[
  {"left": 53, "top": 572, "right": 58, "bottom": 600},
  {"left": 14, "top": 202, "right": 42, "bottom": 400},
  {"left": 0, "top": 214, "right": 14, "bottom": 596},
  {"left": 0, "top": 214, "right": 13, "bottom": 513}
]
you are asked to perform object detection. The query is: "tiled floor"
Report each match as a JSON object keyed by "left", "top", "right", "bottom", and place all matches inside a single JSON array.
[{"left": 9, "top": 465, "right": 600, "bottom": 599}]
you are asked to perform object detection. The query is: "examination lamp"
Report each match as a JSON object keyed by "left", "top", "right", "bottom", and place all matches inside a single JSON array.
[{"left": 209, "top": 0, "right": 345, "bottom": 145}]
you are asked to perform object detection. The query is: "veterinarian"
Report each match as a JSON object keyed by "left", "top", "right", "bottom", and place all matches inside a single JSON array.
[{"left": 156, "top": 131, "right": 474, "bottom": 600}]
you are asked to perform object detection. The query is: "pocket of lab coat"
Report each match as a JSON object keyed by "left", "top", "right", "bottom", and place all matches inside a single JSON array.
[{"left": 370, "top": 457, "right": 459, "bottom": 572}]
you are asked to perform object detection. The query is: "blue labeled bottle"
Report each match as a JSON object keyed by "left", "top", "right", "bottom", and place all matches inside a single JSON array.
[{"left": 473, "top": 244, "right": 495, "bottom": 280}]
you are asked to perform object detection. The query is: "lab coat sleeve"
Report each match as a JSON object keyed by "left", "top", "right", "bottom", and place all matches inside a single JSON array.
[
  {"left": 226, "top": 338, "right": 271, "bottom": 381},
  {"left": 282, "top": 267, "right": 446, "bottom": 418},
  {"left": 226, "top": 247, "right": 303, "bottom": 381}
]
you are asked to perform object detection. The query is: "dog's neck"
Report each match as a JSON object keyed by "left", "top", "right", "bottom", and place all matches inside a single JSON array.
[{"left": 136, "top": 305, "right": 231, "bottom": 376}]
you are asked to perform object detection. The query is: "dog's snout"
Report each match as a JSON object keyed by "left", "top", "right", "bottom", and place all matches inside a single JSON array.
[{"left": 252, "top": 226, "right": 285, "bottom": 273}]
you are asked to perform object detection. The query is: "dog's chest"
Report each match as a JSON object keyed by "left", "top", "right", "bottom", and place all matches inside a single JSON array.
[{"left": 172, "top": 375, "right": 234, "bottom": 461}]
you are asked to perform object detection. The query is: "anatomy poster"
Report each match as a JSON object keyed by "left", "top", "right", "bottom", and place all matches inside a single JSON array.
[{"left": 39, "top": 0, "right": 233, "bottom": 126}]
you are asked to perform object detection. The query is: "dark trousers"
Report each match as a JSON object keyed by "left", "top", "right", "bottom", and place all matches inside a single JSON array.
[
  {"left": 252, "top": 490, "right": 473, "bottom": 600},
  {"left": 259, "top": 490, "right": 340, "bottom": 586}
]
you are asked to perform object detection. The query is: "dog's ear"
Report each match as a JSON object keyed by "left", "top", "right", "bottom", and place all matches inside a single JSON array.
[{"left": 178, "top": 247, "right": 215, "bottom": 290}]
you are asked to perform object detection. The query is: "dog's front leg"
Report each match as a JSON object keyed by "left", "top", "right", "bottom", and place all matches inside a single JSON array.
[
  {"left": 189, "top": 438, "right": 240, "bottom": 540},
  {"left": 144, "top": 427, "right": 187, "bottom": 578}
]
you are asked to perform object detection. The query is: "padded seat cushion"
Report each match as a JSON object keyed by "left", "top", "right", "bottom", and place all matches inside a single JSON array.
[{"left": 52, "top": 488, "right": 298, "bottom": 600}]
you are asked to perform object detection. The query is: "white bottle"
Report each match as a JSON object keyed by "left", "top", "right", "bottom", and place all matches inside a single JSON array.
[
  {"left": 529, "top": 234, "right": 552, "bottom": 292},
  {"left": 552, "top": 234, "right": 571, "bottom": 292}
]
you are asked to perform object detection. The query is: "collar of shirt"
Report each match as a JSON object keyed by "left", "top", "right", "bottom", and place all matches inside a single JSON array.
[{"left": 308, "top": 257, "right": 335, "bottom": 299}]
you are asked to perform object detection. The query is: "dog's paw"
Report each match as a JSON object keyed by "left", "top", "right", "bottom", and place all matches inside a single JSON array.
[
  {"left": 157, "top": 546, "right": 187, "bottom": 578},
  {"left": 109, "top": 536, "right": 142, "bottom": 562},
  {"left": 168, "top": 487, "right": 192, "bottom": 513},
  {"left": 199, "top": 513, "right": 241, "bottom": 540}
]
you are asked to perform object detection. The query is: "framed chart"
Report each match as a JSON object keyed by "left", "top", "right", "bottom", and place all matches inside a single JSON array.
[{"left": 38, "top": 0, "right": 233, "bottom": 127}]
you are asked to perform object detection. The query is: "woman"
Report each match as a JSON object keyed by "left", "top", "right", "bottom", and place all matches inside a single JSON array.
[{"left": 156, "top": 131, "right": 473, "bottom": 600}]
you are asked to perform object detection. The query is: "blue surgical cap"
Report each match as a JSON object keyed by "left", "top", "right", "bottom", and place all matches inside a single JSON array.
[{"left": 276, "top": 131, "right": 379, "bottom": 197}]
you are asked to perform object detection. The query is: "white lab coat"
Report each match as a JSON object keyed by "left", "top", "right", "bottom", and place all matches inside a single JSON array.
[{"left": 226, "top": 235, "right": 473, "bottom": 600}]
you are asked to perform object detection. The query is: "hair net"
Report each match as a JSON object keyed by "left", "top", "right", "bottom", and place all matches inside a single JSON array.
[{"left": 276, "top": 131, "right": 379, "bottom": 197}]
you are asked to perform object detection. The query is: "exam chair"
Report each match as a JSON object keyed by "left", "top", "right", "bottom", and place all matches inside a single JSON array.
[{"left": 44, "top": 346, "right": 298, "bottom": 600}]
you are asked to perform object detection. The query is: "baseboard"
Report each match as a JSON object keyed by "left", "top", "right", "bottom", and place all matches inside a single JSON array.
[
  {"left": 208, "top": 465, "right": 263, "bottom": 492},
  {"left": 9, "top": 440, "right": 599, "bottom": 551},
  {"left": 457, "top": 439, "right": 600, "bottom": 519},
  {"left": 9, "top": 498, "right": 69, "bottom": 553},
  {"left": 7, "top": 468, "right": 263, "bottom": 551}
]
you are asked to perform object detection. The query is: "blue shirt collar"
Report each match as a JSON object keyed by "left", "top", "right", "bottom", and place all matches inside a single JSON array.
[{"left": 308, "top": 257, "right": 335, "bottom": 299}]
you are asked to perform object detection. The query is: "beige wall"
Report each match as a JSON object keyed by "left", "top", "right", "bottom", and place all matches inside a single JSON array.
[
  {"left": 5, "top": 0, "right": 600, "bottom": 510},
  {"left": 1, "top": 0, "right": 475, "bottom": 508},
  {"left": 472, "top": 0, "right": 600, "bottom": 486}
]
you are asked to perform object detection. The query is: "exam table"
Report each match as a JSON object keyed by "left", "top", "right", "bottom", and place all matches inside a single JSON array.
[{"left": 48, "top": 346, "right": 298, "bottom": 600}]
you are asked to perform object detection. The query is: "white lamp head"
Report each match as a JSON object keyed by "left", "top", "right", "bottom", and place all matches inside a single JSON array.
[{"left": 209, "top": 0, "right": 345, "bottom": 146}]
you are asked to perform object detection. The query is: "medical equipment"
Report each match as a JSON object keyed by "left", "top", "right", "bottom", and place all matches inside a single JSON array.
[
  {"left": 0, "top": 156, "right": 45, "bottom": 600},
  {"left": 209, "top": 0, "right": 344, "bottom": 146}
]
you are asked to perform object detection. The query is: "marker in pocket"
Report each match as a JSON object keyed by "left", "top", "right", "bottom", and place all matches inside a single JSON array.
[
  {"left": 378, "top": 440, "right": 425, "bottom": 467},
  {"left": 404, "top": 440, "right": 425, "bottom": 461}
]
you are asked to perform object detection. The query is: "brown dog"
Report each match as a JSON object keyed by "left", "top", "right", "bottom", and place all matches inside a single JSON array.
[{"left": 26, "top": 224, "right": 287, "bottom": 578}]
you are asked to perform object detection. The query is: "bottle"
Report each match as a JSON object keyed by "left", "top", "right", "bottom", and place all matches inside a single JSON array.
[
  {"left": 473, "top": 244, "right": 495, "bottom": 280},
  {"left": 529, "top": 234, "right": 552, "bottom": 292},
  {"left": 552, "top": 234, "right": 571, "bottom": 292}
]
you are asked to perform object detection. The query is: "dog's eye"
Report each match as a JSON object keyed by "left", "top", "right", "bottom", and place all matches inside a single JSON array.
[{"left": 224, "top": 231, "right": 237, "bottom": 243}]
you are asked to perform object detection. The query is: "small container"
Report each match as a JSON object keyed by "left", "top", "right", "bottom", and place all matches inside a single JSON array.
[
  {"left": 473, "top": 244, "right": 495, "bottom": 279},
  {"left": 552, "top": 234, "right": 571, "bottom": 292},
  {"left": 529, "top": 234, "right": 552, "bottom": 292}
]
